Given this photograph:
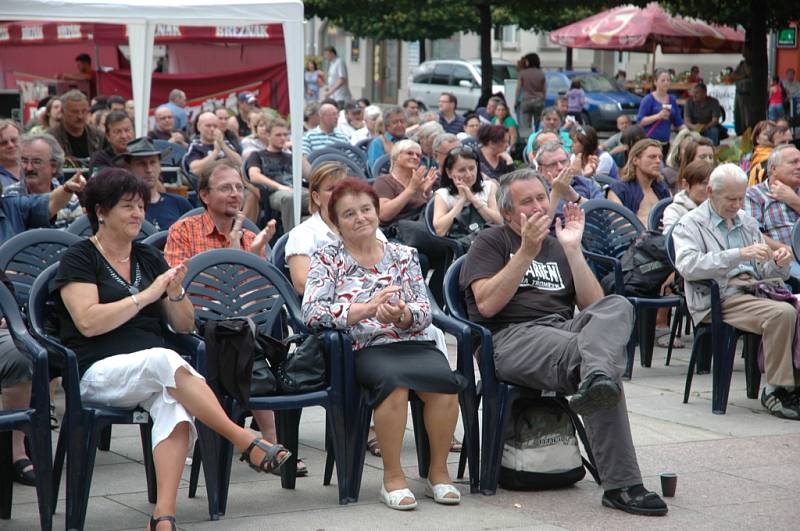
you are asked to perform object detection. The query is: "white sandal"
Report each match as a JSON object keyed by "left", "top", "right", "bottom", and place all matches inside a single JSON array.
[
  {"left": 425, "top": 479, "right": 461, "bottom": 505},
  {"left": 379, "top": 484, "right": 418, "bottom": 510}
]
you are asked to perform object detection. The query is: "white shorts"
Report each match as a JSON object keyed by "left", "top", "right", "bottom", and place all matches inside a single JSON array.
[{"left": 79, "top": 348, "right": 204, "bottom": 450}]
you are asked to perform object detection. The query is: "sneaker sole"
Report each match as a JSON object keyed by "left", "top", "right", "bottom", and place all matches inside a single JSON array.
[
  {"left": 602, "top": 495, "right": 668, "bottom": 516},
  {"left": 569, "top": 380, "right": 621, "bottom": 416}
]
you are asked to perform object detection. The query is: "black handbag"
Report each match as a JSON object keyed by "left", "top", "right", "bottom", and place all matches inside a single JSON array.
[
  {"left": 250, "top": 356, "right": 278, "bottom": 397},
  {"left": 256, "top": 332, "right": 326, "bottom": 394}
]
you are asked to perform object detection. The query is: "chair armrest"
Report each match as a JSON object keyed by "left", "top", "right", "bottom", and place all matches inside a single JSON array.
[
  {"left": 431, "top": 307, "right": 476, "bottom": 389},
  {"left": 583, "top": 250, "right": 623, "bottom": 295}
]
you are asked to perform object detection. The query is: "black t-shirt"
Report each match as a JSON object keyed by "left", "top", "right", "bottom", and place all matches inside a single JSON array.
[
  {"left": 67, "top": 130, "right": 91, "bottom": 159},
  {"left": 146, "top": 192, "right": 193, "bottom": 230},
  {"left": 459, "top": 224, "right": 575, "bottom": 332},
  {"left": 245, "top": 150, "right": 293, "bottom": 188},
  {"left": 51, "top": 239, "right": 170, "bottom": 375}
]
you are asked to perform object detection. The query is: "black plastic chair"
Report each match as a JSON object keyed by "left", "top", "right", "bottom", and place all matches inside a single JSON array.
[
  {"left": 443, "top": 256, "right": 599, "bottom": 494},
  {"left": 269, "top": 233, "right": 291, "bottom": 280},
  {"left": 28, "top": 264, "right": 213, "bottom": 527},
  {"left": 791, "top": 219, "right": 800, "bottom": 264},
  {"left": 423, "top": 199, "right": 466, "bottom": 259},
  {"left": 178, "top": 207, "right": 261, "bottom": 234},
  {"left": 0, "top": 282, "right": 53, "bottom": 529},
  {"left": 370, "top": 154, "right": 391, "bottom": 179},
  {"left": 181, "top": 249, "right": 350, "bottom": 509},
  {"left": 0, "top": 229, "right": 82, "bottom": 312},
  {"left": 152, "top": 139, "right": 187, "bottom": 167},
  {"left": 310, "top": 151, "right": 366, "bottom": 179},
  {"left": 665, "top": 226, "right": 761, "bottom": 414},
  {"left": 67, "top": 215, "right": 157, "bottom": 241},
  {"left": 141, "top": 230, "right": 169, "bottom": 251},
  {"left": 580, "top": 199, "right": 682, "bottom": 378},
  {"left": 647, "top": 197, "right": 673, "bottom": 232},
  {"left": 354, "top": 137, "right": 372, "bottom": 152},
  {"left": 311, "top": 142, "right": 368, "bottom": 173}
]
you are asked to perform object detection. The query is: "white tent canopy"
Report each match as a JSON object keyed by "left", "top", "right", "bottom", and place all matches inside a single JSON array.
[{"left": 2, "top": 0, "right": 306, "bottom": 224}]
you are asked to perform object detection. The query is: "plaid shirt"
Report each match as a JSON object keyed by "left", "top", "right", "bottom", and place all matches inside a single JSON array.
[
  {"left": 744, "top": 180, "right": 799, "bottom": 246},
  {"left": 164, "top": 209, "right": 256, "bottom": 267}
]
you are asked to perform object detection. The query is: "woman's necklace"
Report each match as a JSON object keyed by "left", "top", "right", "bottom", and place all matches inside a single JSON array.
[{"left": 92, "top": 235, "right": 131, "bottom": 263}]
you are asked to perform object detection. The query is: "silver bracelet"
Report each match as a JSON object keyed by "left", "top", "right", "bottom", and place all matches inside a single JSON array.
[
  {"left": 168, "top": 286, "right": 186, "bottom": 302},
  {"left": 130, "top": 293, "right": 141, "bottom": 310}
]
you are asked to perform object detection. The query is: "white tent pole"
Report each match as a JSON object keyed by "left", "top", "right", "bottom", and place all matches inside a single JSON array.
[
  {"left": 284, "top": 19, "right": 305, "bottom": 226},
  {"left": 127, "top": 21, "right": 156, "bottom": 137}
]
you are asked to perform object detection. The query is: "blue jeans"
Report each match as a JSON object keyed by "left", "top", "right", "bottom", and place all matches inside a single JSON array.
[
  {"left": 701, "top": 126, "right": 720, "bottom": 146},
  {"left": 768, "top": 103, "right": 785, "bottom": 121}
]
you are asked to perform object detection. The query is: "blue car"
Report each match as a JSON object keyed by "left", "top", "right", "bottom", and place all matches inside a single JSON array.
[{"left": 544, "top": 71, "right": 641, "bottom": 131}]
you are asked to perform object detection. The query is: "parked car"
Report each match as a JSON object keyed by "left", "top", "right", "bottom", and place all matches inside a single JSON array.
[
  {"left": 409, "top": 59, "right": 518, "bottom": 113},
  {"left": 545, "top": 71, "right": 641, "bottom": 130}
]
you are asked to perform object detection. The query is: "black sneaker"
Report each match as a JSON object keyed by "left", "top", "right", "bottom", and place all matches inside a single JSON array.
[
  {"left": 760, "top": 388, "right": 800, "bottom": 420},
  {"left": 569, "top": 373, "right": 621, "bottom": 416},
  {"left": 602, "top": 484, "right": 668, "bottom": 516}
]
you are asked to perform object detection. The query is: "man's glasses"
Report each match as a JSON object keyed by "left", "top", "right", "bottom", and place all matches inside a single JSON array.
[
  {"left": 211, "top": 183, "right": 245, "bottom": 194},
  {"left": 20, "top": 157, "right": 53, "bottom": 167}
]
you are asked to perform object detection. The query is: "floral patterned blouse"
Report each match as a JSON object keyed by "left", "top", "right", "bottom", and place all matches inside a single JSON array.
[{"left": 302, "top": 240, "right": 433, "bottom": 350}]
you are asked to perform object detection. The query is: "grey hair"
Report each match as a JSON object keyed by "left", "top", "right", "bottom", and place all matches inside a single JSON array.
[
  {"left": 20, "top": 133, "right": 65, "bottom": 173},
  {"left": 496, "top": 168, "right": 549, "bottom": 213},
  {"left": 534, "top": 141, "right": 568, "bottom": 168},
  {"left": 767, "top": 143, "right": 797, "bottom": 176},
  {"left": 168, "top": 89, "right": 185, "bottom": 102},
  {"left": 418, "top": 110, "right": 439, "bottom": 123},
  {"left": 709, "top": 163, "right": 747, "bottom": 192},
  {"left": 60, "top": 89, "right": 87, "bottom": 105},
  {"left": 432, "top": 132, "right": 459, "bottom": 153},
  {"left": 382, "top": 105, "right": 405, "bottom": 122},
  {"left": 389, "top": 139, "right": 421, "bottom": 169},
  {"left": 412, "top": 121, "right": 444, "bottom": 142},
  {"left": 364, "top": 104, "right": 382, "bottom": 121}
]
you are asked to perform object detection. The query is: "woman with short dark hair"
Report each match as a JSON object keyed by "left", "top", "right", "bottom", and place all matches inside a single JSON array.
[{"left": 477, "top": 124, "right": 514, "bottom": 180}]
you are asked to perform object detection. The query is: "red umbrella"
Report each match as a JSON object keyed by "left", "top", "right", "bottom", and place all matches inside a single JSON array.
[{"left": 549, "top": 2, "right": 744, "bottom": 55}]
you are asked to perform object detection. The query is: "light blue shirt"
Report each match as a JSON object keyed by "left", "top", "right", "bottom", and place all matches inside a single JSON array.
[{"left": 708, "top": 203, "right": 757, "bottom": 279}]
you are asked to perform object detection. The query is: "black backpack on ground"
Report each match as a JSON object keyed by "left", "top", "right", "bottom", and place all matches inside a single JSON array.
[
  {"left": 498, "top": 399, "right": 586, "bottom": 490},
  {"left": 601, "top": 230, "right": 673, "bottom": 297}
]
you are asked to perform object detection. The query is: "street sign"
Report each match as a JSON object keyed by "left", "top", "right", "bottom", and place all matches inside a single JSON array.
[{"left": 777, "top": 28, "right": 797, "bottom": 48}]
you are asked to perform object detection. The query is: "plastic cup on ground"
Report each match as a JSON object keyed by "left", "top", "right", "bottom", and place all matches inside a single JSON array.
[{"left": 660, "top": 472, "right": 677, "bottom": 497}]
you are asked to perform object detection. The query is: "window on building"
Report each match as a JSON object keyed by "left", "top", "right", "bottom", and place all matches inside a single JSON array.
[{"left": 501, "top": 25, "right": 519, "bottom": 50}]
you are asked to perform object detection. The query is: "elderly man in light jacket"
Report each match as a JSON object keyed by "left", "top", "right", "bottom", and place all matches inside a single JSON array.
[{"left": 673, "top": 163, "right": 800, "bottom": 420}]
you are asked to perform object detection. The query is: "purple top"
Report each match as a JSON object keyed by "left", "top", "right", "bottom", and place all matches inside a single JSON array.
[{"left": 637, "top": 93, "right": 683, "bottom": 142}]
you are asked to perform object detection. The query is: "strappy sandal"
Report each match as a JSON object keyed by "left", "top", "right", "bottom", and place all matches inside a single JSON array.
[
  {"left": 367, "top": 429, "right": 382, "bottom": 457},
  {"left": 148, "top": 514, "right": 177, "bottom": 530},
  {"left": 239, "top": 438, "right": 292, "bottom": 474}
]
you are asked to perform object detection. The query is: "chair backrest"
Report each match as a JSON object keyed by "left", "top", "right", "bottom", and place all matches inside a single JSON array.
[
  {"left": 580, "top": 199, "right": 644, "bottom": 279},
  {"left": 354, "top": 137, "right": 372, "bottom": 152},
  {"left": 647, "top": 197, "right": 673, "bottom": 232},
  {"left": 141, "top": 230, "right": 169, "bottom": 251},
  {"left": 66, "top": 215, "right": 157, "bottom": 241},
  {"left": 792, "top": 219, "right": 800, "bottom": 263},
  {"left": 0, "top": 229, "right": 82, "bottom": 309},
  {"left": 371, "top": 153, "right": 391, "bottom": 179},
  {"left": 269, "top": 233, "right": 291, "bottom": 280},
  {"left": 443, "top": 256, "right": 469, "bottom": 321},
  {"left": 324, "top": 141, "right": 368, "bottom": 170},
  {"left": 593, "top": 175, "right": 617, "bottom": 187},
  {"left": 178, "top": 207, "right": 260, "bottom": 234},
  {"left": 310, "top": 151, "right": 366, "bottom": 179},
  {"left": 152, "top": 139, "right": 188, "bottom": 167},
  {"left": 183, "top": 248, "right": 305, "bottom": 337},
  {"left": 664, "top": 224, "right": 677, "bottom": 269}
]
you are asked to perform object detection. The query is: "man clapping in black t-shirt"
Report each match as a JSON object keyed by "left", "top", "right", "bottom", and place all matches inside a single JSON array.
[{"left": 459, "top": 169, "right": 668, "bottom": 517}]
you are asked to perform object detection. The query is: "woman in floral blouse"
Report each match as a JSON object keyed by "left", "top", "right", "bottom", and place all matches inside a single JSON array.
[{"left": 303, "top": 178, "right": 466, "bottom": 511}]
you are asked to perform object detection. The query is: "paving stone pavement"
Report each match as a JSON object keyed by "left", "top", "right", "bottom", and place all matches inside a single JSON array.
[{"left": 6, "top": 337, "right": 800, "bottom": 530}]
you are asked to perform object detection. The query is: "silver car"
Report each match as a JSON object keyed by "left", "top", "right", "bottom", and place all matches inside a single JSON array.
[{"left": 409, "top": 59, "right": 518, "bottom": 113}]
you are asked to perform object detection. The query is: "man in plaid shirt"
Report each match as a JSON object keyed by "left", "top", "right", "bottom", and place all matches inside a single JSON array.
[{"left": 744, "top": 144, "right": 800, "bottom": 276}]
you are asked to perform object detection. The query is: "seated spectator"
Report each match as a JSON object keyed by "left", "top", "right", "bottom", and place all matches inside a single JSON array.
[
  {"left": 336, "top": 101, "right": 366, "bottom": 141},
  {"left": 476, "top": 96, "right": 502, "bottom": 124},
  {"left": 572, "top": 125, "right": 618, "bottom": 180},
  {"left": 438, "top": 92, "right": 465, "bottom": 135},
  {"left": 29, "top": 98, "right": 63, "bottom": 135},
  {"left": 662, "top": 160, "right": 714, "bottom": 231},
  {"left": 673, "top": 164, "right": 800, "bottom": 420},
  {"left": 477, "top": 125, "right": 515, "bottom": 180},
  {"left": 236, "top": 92, "right": 258, "bottom": 137},
  {"left": 611, "top": 124, "right": 647, "bottom": 169},
  {"left": 182, "top": 111, "right": 243, "bottom": 181},
  {"left": 118, "top": 137, "right": 192, "bottom": 230},
  {"left": 367, "top": 106, "right": 407, "bottom": 168},
  {"left": 4, "top": 133, "right": 83, "bottom": 228},
  {"left": 599, "top": 114, "right": 632, "bottom": 155},
  {"left": 431, "top": 133, "right": 461, "bottom": 173},
  {"left": 684, "top": 83, "right": 722, "bottom": 146},
  {"left": 458, "top": 113, "right": 481, "bottom": 151},
  {"left": 148, "top": 106, "right": 188, "bottom": 147},
  {"left": 373, "top": 139, "right": 447, "bottom": 306},
  {"left": 662, "top": 129, "right": 701, "bottom": 191},
  {"left": 1, "top": 269, "right": 38, "bottom": 486},
  {"left": 0, "top": 120, "right": 22, "bottom": 187},
  {"left": 302, "top": 103, "right": 350, "bottom": 175},
  {"left": 89, "top": 110, "right": 135, "bottom": 174},
  {"left": 460, "top": 169, "right": 667, "bottom": 516},
  {"left": 745, "top": 144, "right": 800, "bottom": 271},
  {"left": 534, "top": 142, "right": 602, "bottom": 220},
  {"left": 162, "top": 89, "right": 188, "bottom": 132},
  {"left": 245, "top": 117, "right": 308, "bottom": 232},
  {"left": 52, "top": 170, "right": 292, "bottom": 530},
  {"left": 350, "top": 104, "right": 382, "bottom": 146},
  {"left": 432, "top": 147, "right": 502, "bottom": 247},
  {"left": 303, "top": 101, "right": 320, "bottom": 133},
  {"left": 740, "top": 120, "right": 775, "bottom": 176},
  {"left": 239, "top": 113, "right": 269, "bottom": 161},
  {"left": 214, "top": 107, "right": 243, "bottom": 153},
  {"left": 411, "top": 121, "right": 445, "bottom": 169},
  {"left": 524, "top": 108, "right": 573, "bottom": 162},
  {"left": 303, "top": 178, "right": 466, "bottom": 510},
  {"left": 608, "top": 139, "right": 672, "bottom": 225},
  {"left": 491, "top": 101, "right": 519, "bottom": 147},
  {"left": 48, "top": 90, "right": 104, "bottom": 162},
  {"left": 107, "top": 95, "right": 126, "bottom": 112},
  {"left": 773, "top": 123, "right": 793, "bottom": 145},
  {"left": 402, "top": 98, "right": 421, "bottom": 126}
]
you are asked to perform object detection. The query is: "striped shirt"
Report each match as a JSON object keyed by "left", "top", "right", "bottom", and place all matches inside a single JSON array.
[
  {"left": 744, "top": 179, "right": 798, "bottom": 246},
  {"left": 301, "top": 127, "right": 349, "bottom": 156},
  {"left": 164, "top": 209, "right": 256, "bottom": 267}
]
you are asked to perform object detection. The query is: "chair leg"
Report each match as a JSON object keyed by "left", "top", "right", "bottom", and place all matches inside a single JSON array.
[
  {"left": 665, "top": 306, "right": 683, "bottom": 366},
  {"left": 275, "top": 409, "right": 302, "bottom": 490},
  {"left": 194, "top": 420, "right": 222, "bottom": 520},
  {"left": 684, "top": 331, "right": 704, "bottom": 403},
  {"left": 51, "top": 426, "right": 67, "bottom": 515},
  {"left": 743, "top": 335, "right": 762, "bottom": 400},
  {"left": 323, "top": 429, "right": 334, "bottom": 486},
  {"left": 638, "top": 307, "right": 658, "bottom": 368},
  {"left": 98, "top": 425, "right": 111, "bottom": 451},
  {"left": 712, "top": 328, "right": 737, "bottom": 414},
  {"left": 140, "top": 423, "right": 157, "bottom": 504},
  {"left": 188, "top": 443, "right": 201, "bottom": 498},
  {"left": 409, "top": 395, "right": 430, "bottom": 479},
  {"left": 0, "top": 431, "right": 12, "bottom": 520},
  {"left": 29, "top": 417, "right": 54, "bottom": 530},
  {"left": 457, "top": 381, "right": 481, "bottom": 492},
  {"left": 346, "top": 394, "right": 372, "bottom": 503},
  {"left": 67, "top": 419, "right": 100, "bottom": 531},
  {"left": 479, "top": 389, "right": 510, "bottom": 495}
]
